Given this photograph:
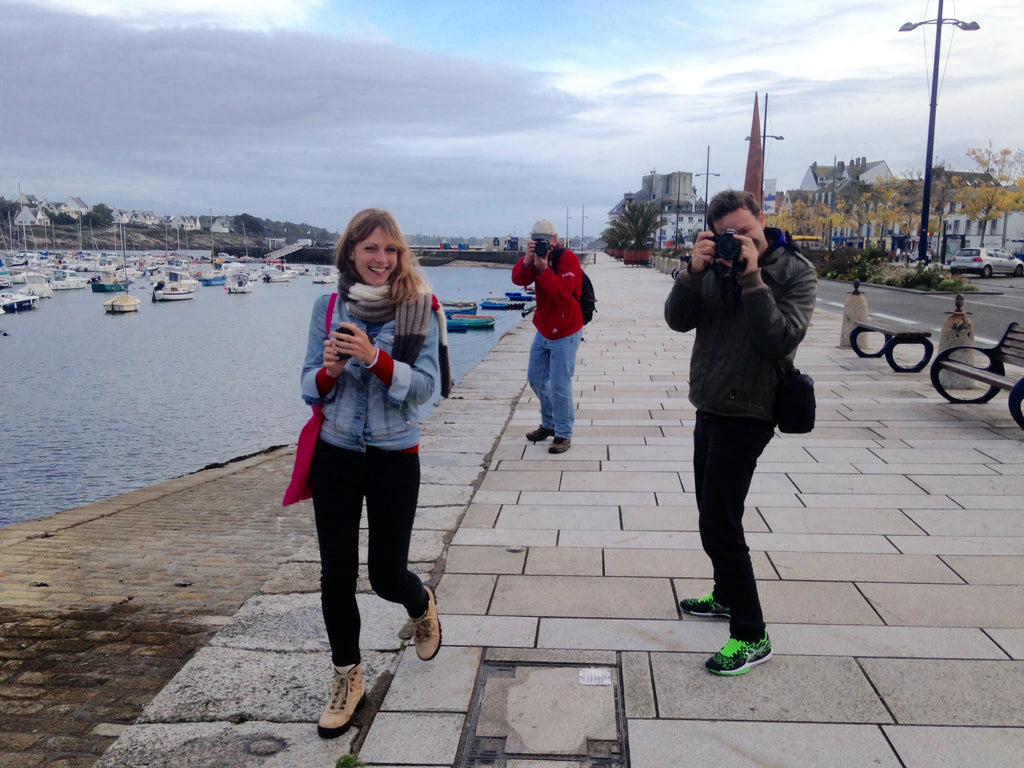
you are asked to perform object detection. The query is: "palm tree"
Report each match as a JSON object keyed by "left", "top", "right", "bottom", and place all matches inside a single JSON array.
[{"left": 603, "top": 201, "right": 668, "bottom": 250}]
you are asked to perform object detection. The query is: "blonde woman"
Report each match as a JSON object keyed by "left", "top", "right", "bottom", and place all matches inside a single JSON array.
[{"left": 300, "top": 208, "right": 450, "bottom": 737}]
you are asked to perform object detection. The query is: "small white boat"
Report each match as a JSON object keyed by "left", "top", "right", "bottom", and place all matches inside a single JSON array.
[
  {"left": 51, "top": 268, "right": 89, "bottom": 290},
  {"left": 18, "top": 272, "right": 53, "bottom": 299},
  {"left": 152, "top": 269, "right": 199, "bottom": 301},
  {"left": 226, "top": 272, "right": 254, "bottom": 294},
  {"left": 312, "top": 266, "right": 335, "bottom": 284},
  {"left": 104, "top": 293, "right": 141, "bottom": 313}
]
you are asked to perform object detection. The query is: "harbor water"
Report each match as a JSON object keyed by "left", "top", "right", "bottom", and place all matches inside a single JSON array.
[{"left": 0, "top": 265, "right": 529, "bottom": 527}]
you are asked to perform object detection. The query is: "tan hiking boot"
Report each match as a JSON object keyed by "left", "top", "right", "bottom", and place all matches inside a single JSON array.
[
  {"left": 412, "top": 586, "right": 442, "bottom": 660},
  {"left": 317, "top": 663, "right": 365, "bottom": 739}
]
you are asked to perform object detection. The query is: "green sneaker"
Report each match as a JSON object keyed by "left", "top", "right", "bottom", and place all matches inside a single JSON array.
[
  {"left": 679, "top": 591, "right": 731, "bottom": 618},
  {"left": 705, "top": 633, "right": 772, "bottom": 676}
]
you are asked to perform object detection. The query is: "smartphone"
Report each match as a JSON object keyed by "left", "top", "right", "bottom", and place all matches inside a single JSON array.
[{"left": 335, "top": 325, "right": 354, "bottom": 360}]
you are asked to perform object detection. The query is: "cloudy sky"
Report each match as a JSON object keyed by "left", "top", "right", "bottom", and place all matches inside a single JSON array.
[{"left": 2, "top": 0, "right": 1021, "bottom": 238}]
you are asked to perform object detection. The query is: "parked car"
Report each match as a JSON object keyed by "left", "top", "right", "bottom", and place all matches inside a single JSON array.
[{"left": 947, "top": 247, "right": 1024, "bottom": 277}]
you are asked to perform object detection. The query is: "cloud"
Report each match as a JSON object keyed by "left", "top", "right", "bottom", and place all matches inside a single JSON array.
[
  {"left": 3, "top": 0, "right": 1023, "bottom": 237},
  {"left": 20, "top": 0, "right": 323, "bottom": 30}
]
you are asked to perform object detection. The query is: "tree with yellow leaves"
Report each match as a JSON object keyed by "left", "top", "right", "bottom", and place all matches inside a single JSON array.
[{"left": 955, "top": 145, "right": 1024, "bottom": 246}]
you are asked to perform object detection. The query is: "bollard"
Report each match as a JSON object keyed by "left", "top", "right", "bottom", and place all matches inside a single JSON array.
[
  {"left": 937, "top": 294, "right": 979, "bottom": 390},
  {"left": 840, "top": 279, "right": 868, "bottom": 349}
]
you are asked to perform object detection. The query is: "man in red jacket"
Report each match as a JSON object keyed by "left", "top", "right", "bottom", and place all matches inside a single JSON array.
[{"left": 511, "top": 219, "right": 584, "bottom": 454}]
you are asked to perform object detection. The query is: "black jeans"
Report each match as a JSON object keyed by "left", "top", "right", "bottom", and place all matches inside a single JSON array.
[
  {"left": 693, "top": 412, "right": 775, "bottom": 641},
  {"left": 309, "top": 440, "right": 428, "bottom": 667}
]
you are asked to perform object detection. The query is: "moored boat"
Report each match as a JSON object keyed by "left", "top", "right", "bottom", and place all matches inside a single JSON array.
[
  {"left": 51, "top": 269, "right": 89, "bottom": 290},
  {"left": 152, "top": 269, "right": 199, "bottom": 301},
  {"left": 442, "top": 300, "right": 477, "bottom": 317},
  {"left": 504, "top": 291, "right": 535, "bottom": 302},
  {"left": 103, "top": 293, "right": 141, "bottom": 313},
  {"left": 198, "top": 273, "right": 227, "bottom": 286},
  {"left": 0, "top": 291, "right": 41, "bottom": 312},
  {"left": 480, "top": 298, "right": 526, "bottom": 310},
  {"left": 19, "top": 272, "right": 54, "bottom": 299},
  {"left": 90, "top": 269, "right": 129, "bottom": 292},
  {"left": 447, "top": 313, "right": 495, "bottom": 330},
  {"left": 225, "top": 272, "right": 254, "bottom": 294}
]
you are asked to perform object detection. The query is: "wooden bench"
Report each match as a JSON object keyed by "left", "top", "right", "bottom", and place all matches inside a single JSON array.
[
  {"left": 929, "top": 321, "right": 1024, "bottom": 429},
  {"left": 850, "top": 318, "right": 934, "bottom": 373}
]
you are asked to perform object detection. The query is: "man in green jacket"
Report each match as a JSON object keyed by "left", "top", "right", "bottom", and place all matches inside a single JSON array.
[{"left": 665, "top": 190, "right": 817, "bottom": 675}]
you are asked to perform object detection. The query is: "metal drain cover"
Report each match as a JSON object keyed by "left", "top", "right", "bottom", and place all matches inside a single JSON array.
[{"left": 460, "top": 661, "right": 626, "bottom": 767}]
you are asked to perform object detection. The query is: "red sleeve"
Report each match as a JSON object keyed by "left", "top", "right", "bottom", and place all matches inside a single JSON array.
[
  {"left": 367, "top": 349, "right": 395, "bottom": 386},
  {"left": 316, "top": 367, "right": 339, "bottom": 395}
]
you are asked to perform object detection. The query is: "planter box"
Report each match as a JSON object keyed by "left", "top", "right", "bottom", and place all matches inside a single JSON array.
[{"left": 622, "top": 249, "right": 652, "bottom": 267}]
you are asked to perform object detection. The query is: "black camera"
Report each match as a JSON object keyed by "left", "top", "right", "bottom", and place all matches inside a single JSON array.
[
  {"left": 714, "top": 229, "right": 743, "bottom": 262},
  {"left": 533, "top": 238, "right": 550, "bottom": 258},
  {"left": 711, "top": 229, "right": 745, "bottom": 277}
]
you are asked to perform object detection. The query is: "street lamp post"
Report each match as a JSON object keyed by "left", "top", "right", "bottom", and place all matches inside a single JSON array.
[
  {"left": 900, "top": 0, "right": 979, "bottom": 263},
  {"left": 695, "top": 145, "right": 720, "bottom": 231}
]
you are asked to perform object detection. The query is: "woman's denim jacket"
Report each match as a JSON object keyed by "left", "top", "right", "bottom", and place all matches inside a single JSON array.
[{"left": 300, "top": 292, "right": 441, "bottom": 452}]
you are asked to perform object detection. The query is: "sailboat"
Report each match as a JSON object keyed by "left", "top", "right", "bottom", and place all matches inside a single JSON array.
[{"left": 104, "top": 224, "right": 141, "bottom": 313}]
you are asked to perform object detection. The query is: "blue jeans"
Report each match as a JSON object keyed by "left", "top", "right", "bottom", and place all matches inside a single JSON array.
[
  {"left": 528, "top": 330, "right": 581, "bottom": 438},
  {"left": 693, "top": 412, "right": 775, "bottom": 641}
]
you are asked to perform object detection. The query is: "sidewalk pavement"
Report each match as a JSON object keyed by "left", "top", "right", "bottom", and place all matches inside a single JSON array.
[{"left": 7, "top": 253, "right": 1024, "bottom": 767}]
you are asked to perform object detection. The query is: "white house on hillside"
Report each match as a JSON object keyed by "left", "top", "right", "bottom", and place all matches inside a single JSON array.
[
  {"left": 61, "top": 197, "right": 90, "bottom": 217},
  {"left": 14, "top": 207, "right": 50, "bottom": 226}
]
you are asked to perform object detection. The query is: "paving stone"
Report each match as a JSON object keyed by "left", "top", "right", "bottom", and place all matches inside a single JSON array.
[
  {"left": 137, "top": 646, "right": 393, "bottom": 724},
  {"left": 986, "top": 628, "right": 1024, "bottom": 659},
  {"left": 768, "top": 552, "right": 962, "bottom": 583},
  {"left": 495, "top": 505, "right": 622, "bottom": 531},
  {"left": 491, "top": 575, "right": 676, "bottom": 619},
  {"left": 883, "top": 725, "right": 1024, "bottom": 768},
  {"left": 607, "top": 549, "right": 774, "bottom": 579},
  {"left": 437, "top": 614, "right": 538, "bottom": 648},
  {"left": 650, "top": 652, "right": 891, "bottom": 723},
  {"left": 760, "top": 506, "right": 926, "bottom": 535},
  {"left": 94, "top": 721, "right": 354, "bottom": 768},
  {"left": 523, "top": 546, "right": 603, "bottom": 576},
  {"left": 435, "top": 573, "right": 496, "bottom": 614},
  {"left": 381, "top": 646, "right": 480, "bottom": 712},
  {"left": 357, "top": 711, "right": 465, "bottom": 766},
  {"left": 627, "top": 720, "right": 901, "bottom": 768},
  {"left": 862, "top": 658, "right": 1024, "bottom": 726},
  {"left": 859, "top": 583, "right": 1024, "bottom": 627}
]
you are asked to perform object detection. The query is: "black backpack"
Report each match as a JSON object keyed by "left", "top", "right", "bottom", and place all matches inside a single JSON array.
[{"left": 551, "top": 248, "right": 597, "bottom": 324}]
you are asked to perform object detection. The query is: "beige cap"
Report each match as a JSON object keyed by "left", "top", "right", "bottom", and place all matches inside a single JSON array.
[{"left": 531, "top": 219, "right": 557, "bottom": 240}]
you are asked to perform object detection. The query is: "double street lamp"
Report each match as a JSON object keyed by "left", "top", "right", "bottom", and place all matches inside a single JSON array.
[{"left": 900, "top": 0, "right": 979, "bottom": 263}]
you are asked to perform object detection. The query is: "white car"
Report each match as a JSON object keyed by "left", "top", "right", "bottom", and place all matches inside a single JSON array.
[{"left": 948, "top": 247, "right": 1023, "bottom": 278}]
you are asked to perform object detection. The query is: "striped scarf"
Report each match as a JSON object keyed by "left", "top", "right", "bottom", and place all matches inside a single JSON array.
[{"left": 338, "top": 275, "right": 452, "bottom": 397}]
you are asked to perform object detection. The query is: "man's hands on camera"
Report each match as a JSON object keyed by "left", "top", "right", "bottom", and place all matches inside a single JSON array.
[
  {"left": 525, "top": 238, "right": 550, "bottom": 271},
  {"left": 687, "top": 230, "right": 760, "bottom": 278}
]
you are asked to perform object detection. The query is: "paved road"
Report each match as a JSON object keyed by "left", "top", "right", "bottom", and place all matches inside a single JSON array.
[{"left": 817, "top": 277, "right": 1024, "bottom": 342}]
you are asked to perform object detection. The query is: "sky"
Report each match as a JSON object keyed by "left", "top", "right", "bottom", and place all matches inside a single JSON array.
[{"left": 2, "top": 0, "right": 1022, "bottom": 239}]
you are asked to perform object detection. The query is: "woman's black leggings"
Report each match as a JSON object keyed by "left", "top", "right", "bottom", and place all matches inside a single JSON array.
[{"left": 309, "top": 440, "right": 428, "bottom": 667}]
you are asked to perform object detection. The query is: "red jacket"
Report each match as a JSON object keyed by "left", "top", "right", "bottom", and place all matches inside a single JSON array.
[{"left": 511, "top": 246, "right": 584, "bottom": 339}]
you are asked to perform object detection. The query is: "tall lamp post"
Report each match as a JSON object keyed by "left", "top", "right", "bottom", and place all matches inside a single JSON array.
[
  {"left": 900, "top": 0, "right": 979, "bottom": 263},
  {"left": 695, "top": 145, "right": 720, "bottom": 231}
]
